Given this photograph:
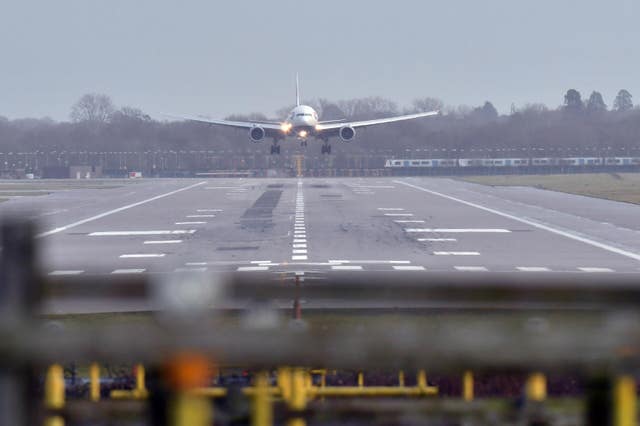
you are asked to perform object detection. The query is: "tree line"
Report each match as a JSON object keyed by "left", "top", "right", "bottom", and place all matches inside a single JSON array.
[{"left": 0, "top": 89, "right": 638, "bottom": 157}]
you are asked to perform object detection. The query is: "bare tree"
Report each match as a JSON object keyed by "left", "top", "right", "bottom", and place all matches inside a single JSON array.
[
  {"left": 411, "top": 97, "right": 444, "bottom": 113},
  {"left": 70, "top": 93, "right": 115, "bottom": 123}
]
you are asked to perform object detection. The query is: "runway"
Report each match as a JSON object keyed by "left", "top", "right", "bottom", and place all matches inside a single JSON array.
[{"left": 3, "top": 176, "right": 640, "bottom": 279}]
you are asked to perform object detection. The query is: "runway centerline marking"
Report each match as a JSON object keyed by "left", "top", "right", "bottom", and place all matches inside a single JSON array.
[
  {"left": 331, "top": 265, "right": 364, "bottom": 271},
  {"left": 120, "top": 253, "right": 166, "bottom": 258},
  {"left": 395, "top": 180, "right": 640, "bottom": 262},
  {"left": 37, "top": 181, "right": 207, "bottom": 238},
  {"left": 418, "top": 238, "right": 457, "bottom": 242},
  {"left": 238, "top": 266, "right": 270, "bottom": 272},
  {"left": 394, "top": 220, "right": 425, "bottom": 223},
  {"left": 197, "top": 209, "right": 222, "bottom": 212},
  {"left": 90, "top": 230, "right": 196, "bottom": 236},
  {"left": 175, "top": 221, "right": 207, "bottom": 225},
  {"left": 378, "top": 208, "right": 405, "bottom": 211},
  {"left": 187, "top": 214, "right": 215, "bottom": 218},
  {"left": 384, "top": 213, "right": 414, "bottom": 217}
]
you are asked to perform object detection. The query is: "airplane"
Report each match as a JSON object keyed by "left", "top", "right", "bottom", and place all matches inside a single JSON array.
[{"left": 173, "top": 75, "right": 439, "bottom": 155}]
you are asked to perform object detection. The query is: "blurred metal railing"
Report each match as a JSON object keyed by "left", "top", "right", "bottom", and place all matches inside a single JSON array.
[{"left": 2, "top": 218, "right": 640, "bottom": 425}]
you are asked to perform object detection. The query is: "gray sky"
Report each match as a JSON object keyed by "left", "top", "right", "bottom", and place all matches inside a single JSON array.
[{"left": 1, "top": 0, "right": 638, "bottom": 121}]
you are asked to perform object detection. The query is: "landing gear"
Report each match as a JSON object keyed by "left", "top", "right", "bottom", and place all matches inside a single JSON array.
[
  {"left": 321, "top": 144, "right": 332, "bottom": 155},
  {"left": 270, "top": 144, "right": 281, "bottom": 155},
  {"left": 300, "top": 140, "right": 308, "bottom": 147}
]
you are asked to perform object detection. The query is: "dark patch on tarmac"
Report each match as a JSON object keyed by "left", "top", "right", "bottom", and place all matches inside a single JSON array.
[{"left": 240, "top": 190, "right": 283, "bottom": 231}]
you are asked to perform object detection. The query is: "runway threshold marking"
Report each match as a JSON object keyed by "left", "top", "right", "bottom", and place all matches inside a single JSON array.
[
  {"left": 144, "top": 240, "right": 183, "bottom": 244},
  {"left": 187, "top": 214, "right": 215, "bottom": 218},
  {"left": 434, "top": 251, "right": 480, "bottom": 256},
  {"left": 36, "top": 181, "right": 207, "bottom": 238},
  {"left": 392, "top": 265, "right": 426, "bottom": 271},
  {"left": 111, "top": 269, "right": 146, "bottom": 274},
  {"left": 455, "top": 266, "right": 489, "bottom": 272},
  {"left": 517, "top": 267, "right": 551, "bottom": 272},
  {"left": 384, "top": 213, "right": 414, "bottom": 217},
  {"left": 418, "top": 238, "right": 457, "bottom": 242},
  {"left": 49, "top": 270, "right": 84, "bottom": 276},
  {"left": 197, "top": 209, "right": 222, "bottom": 212},
  {"left": 331, "top": 265, "right": 364, "bottom": 271},
  {"left": 396, "top": 180, "right": 640, "bottom": 262},
  {"left": 175, "top": 221, "right": 207, "bottom": 225},
  {"left": 120, "top": 254, "right": 166, "bottom": 258},
  {"left": 90, "top": 230, "right": 196, "bottom": 236},
  {"left": 238, "top": 266, "right": 270, "bottom": 272},
  {"left": 579, "top": 267, "right": 614, "bottom": 273}
]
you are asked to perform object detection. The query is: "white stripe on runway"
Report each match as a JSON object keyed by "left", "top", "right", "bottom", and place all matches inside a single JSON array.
[
  {"left": 579, "top": 267, "right": 614, "bottom": 273},
  {"left": 331, "top": 265, "right": 364, "bottom": 271},
  {"left": 394, "top": 220, "right": 425, "bottom": 223},
  {"left": 392, "top": 266, "right": 426, "bottom": 271},
  {"left": 378, "top": 208, "right": 404, "bottom": 211},
  {"left": 90, "top": 230, "right": 196, "bottom": 236},
  {"left": 120, "top": 254, "right": 165, "bottom": 258},
  {"left": 396, "top": 180, "right": 640, "bottom": 262},
  {"left": 517, "top": 267, "right": 551, "bottom": 272},
  {"left": 111, "top": 269, "right": 146, "bottom": 274},
  {"left": 197, "top": 209, "right": 222, "bottom": 212},
  {"left": 405, "top": 228, "right": 511, "bottom": 233},
  {"left": 418, "top": 238, "right": 457, "bottom": 242},
  {"left": 384, "top": 213, "right": 414, "bottom": 217},
  {"left": 175, "top": 222, "right": 207, "bottom": 225},
  {"left": 434, "top": 251, "right": 480, "bottom": 256},
  {"left": 293, "top": 244, "right": 307, "bottom": 248},
  {"left": 238, "top": 266, "right": 270, "bottom": 272},
  {"left": 328, "top": 260, "right": 411, "bottom": 264},
  {"left": 293, "top": 239, "right": 307, "bottom": 243},
  {"left": 292, "top": 249, "right": 307, "bottom": 254},
  {"left": 187, "top": 214, "right": 215, "bottom": 218},
  {"left": 49, "top": 270, "right": 84, "bottom": 276},
  {"left": 144, "top": 240, "right": 183, "bottom": 244},
  {"left": 455, "top": 266, "right": 488, "bottom": 272},
  {"left": 37, "top": 181, "right": 207, "bottom": 238},
  {"left": 292, "top": 255, "right": 308, "bottom": 260}
]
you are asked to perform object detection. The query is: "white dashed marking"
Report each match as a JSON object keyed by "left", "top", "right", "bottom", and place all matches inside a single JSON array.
[
  {"left": 49, "top": 270, "right": 84, "bottom": 276},
  {"left": 418, "top": 238, "right": 457, "bottom": 242},
  {"left": 517, "top": 267, "right": 551, "bottom": 272},
  {"left": 175, "top": 221, "right": 206, "bottom": 225},
  {"left": 292, "top": 255, "right": 308, "bottom": 260},
  {"left": 384, "top": 213, "right": 414, "bottom": 217},
  {"left": 197, "top": 209, "right": 222, "bottom": 212},
  {"left": 378, "top": 208, "right": 405, "bottom": 211},
  {"left": 120, "top": 254, "right": 166, "bottom": 258},
  {"left": 394, "top": 220, "right": 425, "bottom": 223},
  {"left": 579, "top": 267, "right": 614, "bottom": 273},
  {"left": 293, "top": 239, "right": 307, "bottom": 243},
  {"left": 111, "top": 269, "right": 146, "bottom": 274},
  {"left": 455, "top": 266, "right": 488, "bottom": 272},
  {"left": 392, "top": 266, "right": 426, "bottom": 271},
  {"left": 144, "top": 240, "right": 183, "bottom": 245},
  {"left": 186, "top": 214, "right": 215, "bottom": 218},
  {"left": 293, "top": 244, "right": 307, "bottom": 248},
  {"left": 433, "top": 251, "right": 480, "bottom": 256},
  {"left": 331, "top": 265, "right": 364, "bottom": 271},
  {"left": 90, "top": 230, "right": 196, "bottom": 236},
  {"left": 405, "top": 228, "right": 511, "bottom": 233},
  {"left": 292, "top": 249, "right": 307, "bottom": 254},
  {"left": 237, "top": 266, "right": 270, "bottom": 272}
]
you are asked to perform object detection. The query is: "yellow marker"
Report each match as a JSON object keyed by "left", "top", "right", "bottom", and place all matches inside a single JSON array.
[
  {"left": 398, "top": 370, "right": 405, "bottom": 387},
  {"left": 357, "top": 371, "right": 364, "bottom": 388},
  {"left": 45, "top": 364, "right": 65, "bottom": 426},
  {"left": 614, "top": 375, "right": 637, "bottom": 426},
  {"left": 417, "top": 370, "right": 427, "bottom": 389},
  {"left": 463, "top": 371, "right": 474, "bottom": 402},
  {"left": 89, "top": 363, "right": 100, "bottom": 402},
  {"left": 252, "top": 372, "right": 272, "bottom": 426},
  {"left": 526, "top": 372, "right": 547, "bottom": 402}
]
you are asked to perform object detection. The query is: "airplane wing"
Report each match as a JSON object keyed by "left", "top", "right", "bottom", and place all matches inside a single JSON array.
[
  {"left": 166, "top": 114, "right": 283, "bottom": 131},
  {"left": 316, "top": 110, "right": 440, "bottom": 132}
]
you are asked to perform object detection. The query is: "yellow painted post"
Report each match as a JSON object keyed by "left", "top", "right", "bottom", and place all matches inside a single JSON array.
[
  {"left": 252, "top": 371, "right": 273, "bottom": 426},
  {"left": 614, "top": 375, "right": 637, "bottom": 426},
  {"left": 357, "top": 371, "right": 364, "bottom": 388},
  {"left": 526, "top": 372, "right": 547, "bottom": 402},
  {"left": 135, "top": 364, "right": 147, "bottom": 397},
  {"left": 45, "top": 364, "right": 65, "bottom": 426},
  {"left": 89, "top": 363, "right": 100, "bottom": 402},
  {"left": 398, "top": 370, "right": 405, "bottom": 387},
  {"left": 278, "top": 367, "right": 292, "bottom": 403},
  {"left": 417, "top": 370, "right": 427, "bottom": 389},
  {"left": 287, "top": 368, "right": 307, "bottom": 426},
  {"left": 463, "top": 371, "right": 474, "bottom": 402}
]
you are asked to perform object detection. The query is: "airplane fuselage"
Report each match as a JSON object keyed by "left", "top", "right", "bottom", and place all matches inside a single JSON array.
[{"left": 282, "top": 105, "right": 319, "bottom": 139}]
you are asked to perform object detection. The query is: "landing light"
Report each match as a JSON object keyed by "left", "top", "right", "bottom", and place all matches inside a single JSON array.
[
  {"left": 281, "top": 123, "right": 292, "bottom": 133},
  {"left": 299, "top": 130, "right": 308, "bottom": 138}
]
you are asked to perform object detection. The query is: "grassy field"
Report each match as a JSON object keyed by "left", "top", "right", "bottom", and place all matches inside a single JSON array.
[{"left": 460, "top": 173, "right": 640, "bottom": 204}]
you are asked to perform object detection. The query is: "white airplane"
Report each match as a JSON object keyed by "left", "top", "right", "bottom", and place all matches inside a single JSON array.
[{"left": 174, "top": 75, "right": 439, "bottom": 155}]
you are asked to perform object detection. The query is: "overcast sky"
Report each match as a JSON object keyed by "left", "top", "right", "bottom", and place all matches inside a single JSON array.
[{"left": 1, "top": 0, "right": 638, "bottom": 121}]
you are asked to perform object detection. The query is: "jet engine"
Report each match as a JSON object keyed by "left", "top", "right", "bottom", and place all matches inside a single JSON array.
[
  {"left": 249, "top": 126, "right": 265, "bottom": 142},
  {"left": 339, "top": 126, "right": 356, "bottom": 142}
]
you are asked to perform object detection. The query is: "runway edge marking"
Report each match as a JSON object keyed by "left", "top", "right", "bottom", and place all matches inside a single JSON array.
[
  {"left": 394, "top": 180, "right": 640, "bottom": 262},
  {"left": 36, "top": 181, "right": 207, "bottom": 238}
]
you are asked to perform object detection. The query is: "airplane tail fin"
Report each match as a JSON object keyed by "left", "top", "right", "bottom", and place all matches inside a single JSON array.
[{"left": 295, "top": 73, "right": 300, "bottom": 106}]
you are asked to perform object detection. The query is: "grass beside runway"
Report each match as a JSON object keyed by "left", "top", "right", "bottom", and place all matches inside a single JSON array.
[{"left": 460, "top": 173, "right": 640, "bottom": 204}]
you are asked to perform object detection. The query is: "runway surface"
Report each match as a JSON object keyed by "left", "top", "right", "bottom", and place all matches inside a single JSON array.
[{"left": 2, "top": 176, "right": 640, "bottom": 311}]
